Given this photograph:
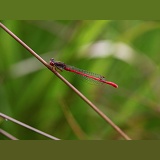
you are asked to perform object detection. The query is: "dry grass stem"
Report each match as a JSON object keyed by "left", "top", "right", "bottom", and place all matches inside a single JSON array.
[
  {"left": 0, "top": 113, "right": 60, "bottom": 140},
  {"left": 0, "top": 22, "right": 131, "bottom": 140}
]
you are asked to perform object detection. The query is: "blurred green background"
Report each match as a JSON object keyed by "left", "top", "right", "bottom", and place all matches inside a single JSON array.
[{"left": 0, "top": 20, "right": 160, "bottom": 140}]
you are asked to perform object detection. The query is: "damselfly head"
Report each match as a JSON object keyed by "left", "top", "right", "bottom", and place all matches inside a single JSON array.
[{"left": 50, "top": 58, "right": 55, "bottom": 66}]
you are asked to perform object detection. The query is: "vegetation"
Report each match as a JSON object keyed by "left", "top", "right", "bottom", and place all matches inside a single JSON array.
[{"left": 0, "top": 20, "right": 160, "bottom": 140}]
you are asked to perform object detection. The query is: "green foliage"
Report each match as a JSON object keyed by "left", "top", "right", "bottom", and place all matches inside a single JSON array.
[{"left": 1, "top": 20, "right": 160, "bottom": 139}]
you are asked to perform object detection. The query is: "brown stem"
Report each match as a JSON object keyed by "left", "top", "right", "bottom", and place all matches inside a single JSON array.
[
  {"left": 0, "top": 113, "right": 60, "bottom": 140},
  {"left": 0, "top": 128, "right": 19, "bottom": 140},
  {"left": 0, "top": 22, "right": 131, "bottom": 140}
]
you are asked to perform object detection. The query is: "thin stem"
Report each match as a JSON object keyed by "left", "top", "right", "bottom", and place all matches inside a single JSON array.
[
  {"left": 54, "top": 72, "right": 131, "bottom": 140},
  {"left": 0, "top": 22, "right": 48, "bottom": 68},
  {"left": 0, "top": 113, "right": 60, "bottom": 140},
  {"left": 59, "top": 100, "right": 87, "bottom": 140},
  {"left": 0, "top": 128, "right": 19, "bottom": 140},
  {"left": 0, "top": 22, "right": 131, "bottom": 140}
]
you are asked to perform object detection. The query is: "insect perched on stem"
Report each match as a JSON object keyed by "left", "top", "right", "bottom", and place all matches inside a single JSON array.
[{"left": 50, "top": 58, "right": 118, "bottom": 88}]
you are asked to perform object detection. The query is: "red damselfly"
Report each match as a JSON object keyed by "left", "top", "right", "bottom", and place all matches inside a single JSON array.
[{"left": 50, "top": 58, "right": 118, "bottom": 88}]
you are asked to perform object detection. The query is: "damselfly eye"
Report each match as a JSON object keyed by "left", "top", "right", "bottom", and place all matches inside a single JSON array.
[{"left": 50, "top": 58, "right": 55, "bottom": 66}]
